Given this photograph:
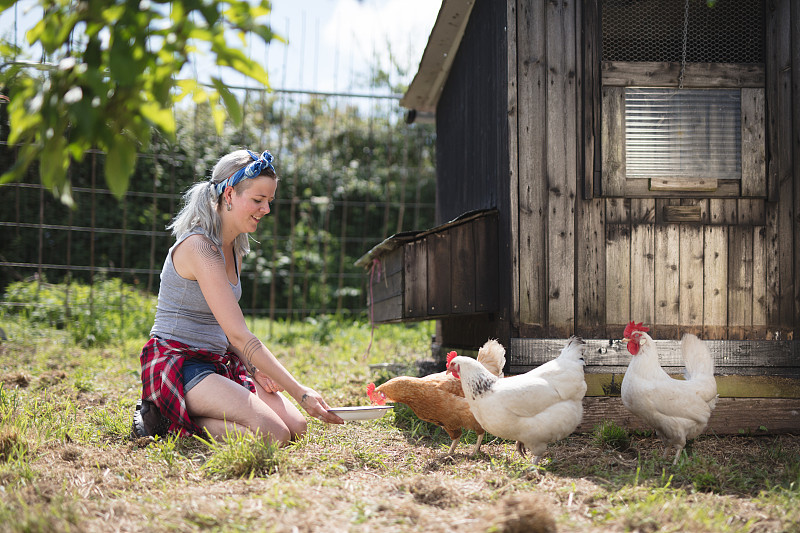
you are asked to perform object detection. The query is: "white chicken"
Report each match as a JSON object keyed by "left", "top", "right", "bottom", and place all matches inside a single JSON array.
[
  {"left": 447, "top": 336, "right": 587, "bottom": 464},
  {"left": 621, "top": 321, "right": 718, "bottom": 465}
]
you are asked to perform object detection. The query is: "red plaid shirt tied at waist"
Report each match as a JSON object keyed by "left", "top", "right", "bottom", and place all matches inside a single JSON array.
[{"left": 139, "top": 336, "right": 256, "bottom": 435}]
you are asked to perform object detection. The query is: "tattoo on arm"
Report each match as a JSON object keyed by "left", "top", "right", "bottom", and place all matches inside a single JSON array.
[
  {"left": 196, "top": 239, "right": 224, "bottom": 271},
  {"left": 242, "top": 336, "right": 261, "bottom": 375}
]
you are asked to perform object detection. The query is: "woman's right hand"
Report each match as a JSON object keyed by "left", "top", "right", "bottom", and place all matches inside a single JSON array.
[{"left": 297, "top": 386, "right": 344, "bottom": 424}]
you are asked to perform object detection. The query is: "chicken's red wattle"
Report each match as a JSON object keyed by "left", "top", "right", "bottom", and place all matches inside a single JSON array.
[
  {"left": 627, "top": 339, "right": 640, "bottom": 355},
  {"left": 366, "top": 382, "right": 386, "bottom": 405}
]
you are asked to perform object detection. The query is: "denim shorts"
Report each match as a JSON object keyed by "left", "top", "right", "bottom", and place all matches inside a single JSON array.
[{"left": 182, "top": 358, "right": 217, "bottom": 392}]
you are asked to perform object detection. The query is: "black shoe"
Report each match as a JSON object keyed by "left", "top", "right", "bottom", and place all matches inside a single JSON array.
[{"left": 132, "top": 399, "right": 171, "bottom": 438}]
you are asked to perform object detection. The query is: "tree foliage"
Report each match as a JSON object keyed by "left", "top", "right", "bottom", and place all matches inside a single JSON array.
[
  {"left": 0, "top": 0, "right": 280, "bottom": 205},
  {"left": 0, "top": 89, "right": 437, "bottom": 318}
]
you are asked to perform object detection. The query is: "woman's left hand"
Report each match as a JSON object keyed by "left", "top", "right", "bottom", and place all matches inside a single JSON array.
[
  {"left": 253, "top": 368, "right": 285, "bottom": 393},
  {"left": 297, "top": 386, "right": 344, "bottom": 424}
]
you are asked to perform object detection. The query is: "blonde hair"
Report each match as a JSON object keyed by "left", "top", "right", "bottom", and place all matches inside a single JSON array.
[{"left": 167, "top": 149, "right": 278, "bottom": 257}]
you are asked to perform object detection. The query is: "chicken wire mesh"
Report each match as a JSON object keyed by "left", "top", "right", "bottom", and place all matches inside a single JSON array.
[
  {"left": 0, "top": 90, "right": 437, "bottom": 332},
  {"left": 601, "top": 0, "right": 764, "bottom": 64}
]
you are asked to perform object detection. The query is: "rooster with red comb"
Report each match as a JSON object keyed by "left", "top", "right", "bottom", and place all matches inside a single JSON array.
[
  {"left": 366, "top": 339, "right": 506, "bottom": 456},
  {"left": 621, "top": 321, "right": 718, "bottom": 464}
]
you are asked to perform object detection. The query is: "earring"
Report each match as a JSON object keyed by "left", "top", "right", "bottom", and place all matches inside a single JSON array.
[{"left": 226, "top": 202, "right": 232, "bottom": 211}]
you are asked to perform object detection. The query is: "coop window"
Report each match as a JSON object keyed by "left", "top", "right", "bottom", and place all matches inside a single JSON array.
[
  {"left": 599, "top": 0, "right": 766, "bottom": 198},
  {"left": 625, "top": 88, "right": 741, "bottom": 181}
]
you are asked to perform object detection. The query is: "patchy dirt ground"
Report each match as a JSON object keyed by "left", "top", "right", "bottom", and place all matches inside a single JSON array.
[
  {"left": 1, "top": 329, "right": 798, "bottom": 533},
  {"left": 5, "top": 411, "right": 800, "bottom": 533}
]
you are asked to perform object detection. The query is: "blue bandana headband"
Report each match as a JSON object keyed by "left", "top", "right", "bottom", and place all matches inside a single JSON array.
[{"left": 213, "top": 150, "right": 275, "bottom": 196}]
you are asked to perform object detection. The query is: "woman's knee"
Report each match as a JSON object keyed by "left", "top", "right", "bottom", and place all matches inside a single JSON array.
[
  {"left": 255, "top": 421, "right": 292, "bottom": 445},
  {"left": 289, "top": 417, "right": 308, "bottom": 440},
  {"left": 268, "top": 414, "right": 307, "bottom": 443}
]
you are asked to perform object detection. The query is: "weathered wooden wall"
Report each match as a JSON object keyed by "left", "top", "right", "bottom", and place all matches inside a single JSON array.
[
  {"left": 435, "top": 0, "right": 508, "bottom": 225},
  {"left": 511, "top": 0, "right": 580, "bottom": 339},
  {"left": 509, "top": 0, "right": 799, "bottom": 342},
  {"left": 434, "top": 0, "right": 515, "bottom": 344},
  {"left": 363, "top": 212, "right": 499, "bottom": 325}
]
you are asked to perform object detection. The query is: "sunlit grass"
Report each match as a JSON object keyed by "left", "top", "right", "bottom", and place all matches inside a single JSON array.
[{"left": 0, "top": 312, "right": 798, "bottom": 532}]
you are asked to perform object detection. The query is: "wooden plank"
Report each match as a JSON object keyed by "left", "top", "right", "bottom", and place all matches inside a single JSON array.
[
  {"left": 655, "top": 225, "right": 680, "bottom": 336},
  {"left": 404, "top": 239, "right": 427, "bottom": 319},
  {"left": 764, "top": 202, "right": 781, "bottom": 333},
  {"left": 372, "top": 295, "right": 403, "bottom": 323},
  {"left": 682, "top": 198, "right": 709, "bottom": 224},
  {"left": 584, "top": 374, "right": 800, "bottom": 399},
  {"left": 654, "top": 198, "right": 676, "bottom": 225},
  {"left": 727, "top": 226, "right": 754, "bottom": 340},
  {"left": 580, "top": 0, "right": 601, "bottom": 200},
  {"left": 516, "top": 0, "right": 547, "bottom": 327},
  {"left": 449, "top": 223, "right": 474, "bottom": 314},
  {"left": 741, "top": 87, "right": 766, "bottom": 197},
  {"left": 507, "top": 0, "right": 520, "bottom": 327},
  {"left": 663, "top": 205, "right": 702, "bottom": 223},
  {"left": 379, "top": 247, "right": 404, "bottom": 277},
  {"left": 630, "top": 223, "right": 655, "bottom": 326},
  {"left": 579, "top": 366, "right": 800, "bottom": 378},
  {"left": 679, "top": 225, "right": 704, "bottom": 334},
  {"left": 510, "top": 338, "right": 800, "bottom": 369},
  {"left": 752, "top": 226, "right": 768, "bottom": 336},
  {"left": 794, "top": 0, "right": 800, "bottom": 336},
  {"left": 545, "top": 0, "right": 577, "bottom": 337},
  {"left": 649, "top": 178, "right": 718, "bottom": 192},
  {"left": 709, "top": 199, "right": 738, "bottom": 224},
  {"left": 601, "top": 61, "right": 765, "bottom": 88},
  {"left": 605, "top": 224, "right": 630, "bottom": 332},
  {"left": 576, "top": 397, "right": 800, "bottom": 435},
  {"left": 577, "top": 199, "right": 605, "bottom": 337},
  {"left": 625, "top": 179, "right": 740, "bottom": 198},
  {"left": 703, "top": 226, "right": 728, "bottom": 339},
  {"left": 426, "top": 233, "right": 451, "bottom": 316},
  {"left": 765, "top": 0, "right": 794, "bottom": 331},
  {"left": 737, "top": 198, "right": 765, "bottom": 225},
  {"left": 369, "top": 271, "right": 403, "bottom": 305},
  {"left": 630, "top": 198, "right": 655, "bottom": 224},
  {"left": 601, "top": 86, "right": 626, "bottom": 196},
  {"left": 605, "top": 197, "right": 629, "bottom": 223},
  {"left": 474, "top": 216, "right": 499, "bottom": 313}
]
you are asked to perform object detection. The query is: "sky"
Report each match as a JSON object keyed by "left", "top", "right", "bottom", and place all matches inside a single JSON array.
[
  {"left": 225, "top": 0, "right": 441, "bottom": 94},
  {"left": 0, "top": 0, "right": 442, "bottom": 96}
]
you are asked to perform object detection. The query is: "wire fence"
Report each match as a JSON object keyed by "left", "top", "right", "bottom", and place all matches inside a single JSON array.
[{"left": 0, "top": 87, "right": 437, "bottom": 337}]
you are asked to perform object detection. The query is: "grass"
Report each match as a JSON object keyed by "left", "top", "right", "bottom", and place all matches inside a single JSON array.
[{"left": 0, "top": 312, "right": 799, "bottom": 532}]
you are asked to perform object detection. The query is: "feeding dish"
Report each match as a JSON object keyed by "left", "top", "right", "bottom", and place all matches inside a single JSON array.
[{"left": 328, "top": 405, "right": 393, "bottom": 421}]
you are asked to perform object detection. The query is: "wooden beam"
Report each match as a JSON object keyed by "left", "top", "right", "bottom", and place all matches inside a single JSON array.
[
  {"left": 601, "top": 61, "right": 765, "bottom": 88},
  {"left": 663, "top": 205, "right": 702, "bottom": 223},
  {"left": 509, "top": 337, "right": 800, "bottom": 369},
  {"left": 577, "top": 397, "right": 800, "bottom": 434},
  {"left": 584, "top": 373, "right": 800, "bottom": 398},
  {"left": 649, "top": 178, "right": 718, "bottom": 192}
]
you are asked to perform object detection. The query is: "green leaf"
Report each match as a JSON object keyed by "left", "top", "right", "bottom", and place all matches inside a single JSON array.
[
  {"left": 109, "top": 31, "right": 138, "bottom": 86},
  {"left": 104, "top": 136, "right": 137, "bottom": 199},
  {"left": 40, "top": 134, "right": 69, "bottom": 190},
  {"left": 211, "top": 100, "right": 227, "bottom": 135},
  {"left": 0, "top": 143, "right": 39, "bottom": 185},
  {"left": 211, "top": 77, "right": 242, "bottom": 126},
  {"left": 140, "top": 101, "right": 176, "bottom": 136}
]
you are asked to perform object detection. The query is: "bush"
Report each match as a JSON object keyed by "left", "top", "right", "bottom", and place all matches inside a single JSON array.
[{"left": 2, "top": 278, "right": 156, "bottom": 346}]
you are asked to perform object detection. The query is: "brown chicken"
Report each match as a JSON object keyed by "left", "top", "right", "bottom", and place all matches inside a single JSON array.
[{"left": 367, "top": 339, "right": 506, "bottom": 455}]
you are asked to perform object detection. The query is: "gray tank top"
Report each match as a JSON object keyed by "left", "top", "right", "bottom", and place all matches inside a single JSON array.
[{"left": 150, "top": 227, "right": 242, "bottom": 354}]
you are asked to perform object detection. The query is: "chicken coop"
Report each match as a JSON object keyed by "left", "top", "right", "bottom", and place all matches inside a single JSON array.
[{"left": 357, "top": 0, "right": 800, "bottom": 435}]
